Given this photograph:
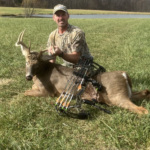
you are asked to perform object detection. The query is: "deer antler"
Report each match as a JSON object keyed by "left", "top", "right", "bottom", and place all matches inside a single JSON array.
[
  {"left": 37, "top": 48, "right": 56, "bottom": 61},
  {"left": 15, "top": 30, "right": 30, "bottom": 56},
  {"left": 37, "top": 47, "right": 47, "bottom": 58}
]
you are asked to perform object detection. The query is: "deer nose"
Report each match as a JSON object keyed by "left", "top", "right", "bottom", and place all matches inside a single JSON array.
[{"left": 26, "top": 75, "right": 33, "bottom": 81}]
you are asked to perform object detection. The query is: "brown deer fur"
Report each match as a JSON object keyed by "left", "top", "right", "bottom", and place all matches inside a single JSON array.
[{"left": 15, "top": 30, "right": 150, "bottom": 115}]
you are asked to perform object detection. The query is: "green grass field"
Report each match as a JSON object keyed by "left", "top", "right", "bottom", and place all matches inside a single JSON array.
[
  {"left": 1, "top": 18, "right": 150, "bottom": 149},
  {"left": 1, "top": 6, "right": 150, "bottom": 16}
]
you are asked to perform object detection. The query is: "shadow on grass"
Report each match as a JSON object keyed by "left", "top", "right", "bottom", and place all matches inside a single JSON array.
[{"left": 57, "top": 103, "right": 112, "bottom": 120}]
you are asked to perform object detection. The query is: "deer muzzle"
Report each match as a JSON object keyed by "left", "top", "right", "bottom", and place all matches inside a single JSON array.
[
  {"left": 26, "top": 66, "right": 33, "bottom": 81},
  {"left": 26, "top": 75, "right": 33, "bottom": 81}
]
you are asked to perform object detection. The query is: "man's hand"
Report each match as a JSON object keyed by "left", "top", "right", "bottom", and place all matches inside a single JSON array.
[
  {"left": 53, "top": 46, "right": 62, "bottom": 56},
  {"left": 48, "top": 46, "right": 80, "bottom": 64},
  {"left": 48, "top": 46, "right": 55, "bottom": 55},
  {"left": 48, "top": 46, "right": 62, "bottom": 56}
]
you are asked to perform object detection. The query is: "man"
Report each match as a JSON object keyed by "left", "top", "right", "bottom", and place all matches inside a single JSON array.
[{"left": 47, "top": 4, "right": 92, "bottom": 67}]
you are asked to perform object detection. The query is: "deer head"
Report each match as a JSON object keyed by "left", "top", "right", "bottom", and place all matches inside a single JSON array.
[{"left": 15, "top": 30, "right": 56, "bottom": 81}]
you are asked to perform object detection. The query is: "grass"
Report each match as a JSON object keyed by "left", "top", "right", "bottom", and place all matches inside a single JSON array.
[
  {"left": 1, "top": 7, "right": 150, "bottom": 16},
  {"left": 0, "top": 18, "right": 150, "bottom": 149}
]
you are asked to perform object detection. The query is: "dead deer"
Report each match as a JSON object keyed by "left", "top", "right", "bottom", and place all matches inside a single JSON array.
[{"left": 15, "top": 30, "right": 150, "bottom": 114}]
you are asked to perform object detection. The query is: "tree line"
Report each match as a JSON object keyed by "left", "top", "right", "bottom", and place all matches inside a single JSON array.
[{"left": 1, "top": 0, "right": 150, "bottom": 12}]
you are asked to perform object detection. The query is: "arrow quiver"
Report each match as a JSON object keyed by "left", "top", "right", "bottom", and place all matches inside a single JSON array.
[{"left": 55, "top": 55, "right": 110, "bottom": 119}]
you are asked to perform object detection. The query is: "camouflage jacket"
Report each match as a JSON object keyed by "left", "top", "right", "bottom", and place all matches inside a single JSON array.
[{"left": 47, "top": 24, "right": 92, "bottom": 66}]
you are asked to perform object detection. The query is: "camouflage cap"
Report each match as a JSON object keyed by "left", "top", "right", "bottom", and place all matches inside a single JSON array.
[{"left": 53, "top": 4, "right": 68, "bottom": 14}]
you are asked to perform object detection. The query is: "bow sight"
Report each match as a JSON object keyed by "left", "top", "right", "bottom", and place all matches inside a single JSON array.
[{"left": 55, "top": 55, "right": 111, "bottom": 119}]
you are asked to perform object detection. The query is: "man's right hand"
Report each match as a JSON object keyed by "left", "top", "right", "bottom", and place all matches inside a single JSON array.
[{"left": 48, "top": 46, "right": 55, "bottom": 55}]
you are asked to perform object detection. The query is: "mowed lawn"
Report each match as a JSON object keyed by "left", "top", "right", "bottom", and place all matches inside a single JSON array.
[{"left": 0, "top": 18, "right": 150, "bottom": 149}]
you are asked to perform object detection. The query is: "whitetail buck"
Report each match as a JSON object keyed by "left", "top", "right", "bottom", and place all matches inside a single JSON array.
[{"left": 15, "top": 30, "right": 150, "bottom": 114}]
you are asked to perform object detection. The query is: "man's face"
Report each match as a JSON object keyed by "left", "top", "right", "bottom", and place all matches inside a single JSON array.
[{"left": 53, "top": 10, "right": 69, "bottom": 28}]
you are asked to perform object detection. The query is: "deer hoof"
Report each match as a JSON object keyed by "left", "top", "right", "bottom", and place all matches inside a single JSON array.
[{"left": 137, "top": 106, "right": 148, "bottom": 114}]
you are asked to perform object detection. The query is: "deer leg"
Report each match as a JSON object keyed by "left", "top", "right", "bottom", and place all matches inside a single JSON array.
[
  {"left": 25, "top": 79, "right": 49, "bottom": 97},
  {"left": 131, "top": 90, "right": 150, "bottom": 101},
  {"left": 24, "top": 89, "right": 49, "bottom": 97},
  {"left": 81, "top": 83, "right": 97, "bottom": 101},
  {"left": 110, "top": 97, "right": 148, "bottom": 114},
  {"left": 32, "top": 83, "right": 39, "bottom": 90}
]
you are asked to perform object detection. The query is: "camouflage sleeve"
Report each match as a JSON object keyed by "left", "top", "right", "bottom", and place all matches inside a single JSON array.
[
  {"left": 46, "top": 35, "right": 51, "bottom": 49},
  {"left": 46, "top": 32, "right": 55, "bottom": 48},
  {"left": 71, "top": 31, "right": 86, "bottom": 53}
]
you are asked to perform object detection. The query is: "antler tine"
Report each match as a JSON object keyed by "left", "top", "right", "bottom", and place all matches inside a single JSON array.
[
  {"left": 15, "top": 30, "right": 26, "bottom": 46},
  {"left": 15, "top": 30, "right": 30, "bottom": 56},
  {"left": 20, "top": 29, "right": 26, "bottom": 42},
  {"left": 37, "top": 48, "right": 48, "bottom": 59},
  {"left": 42, "top": 49, "right": 48, "bottom": 53},
  {"left": 29, "top": 41, "right": 31, "bottom": 52},
  {"left": 37, "top": 48, "right": 56, "bottom": 61}
]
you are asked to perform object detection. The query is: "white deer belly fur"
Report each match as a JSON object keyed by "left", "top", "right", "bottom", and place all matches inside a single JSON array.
[{"left": 122, "top": 72, "right": 132, "bottom": 98}]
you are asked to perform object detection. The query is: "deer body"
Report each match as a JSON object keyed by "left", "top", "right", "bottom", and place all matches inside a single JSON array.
[
  {"left": 16, "top": 30, "right": 150, "bottom": 114},
  {"left": 27, "top": 62, "right": 74, "bottom": 97}
]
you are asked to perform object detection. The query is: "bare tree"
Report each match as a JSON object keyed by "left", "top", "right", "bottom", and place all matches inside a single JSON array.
[{"left": 22, "top": 0, "right": 38, "bottom": 18}]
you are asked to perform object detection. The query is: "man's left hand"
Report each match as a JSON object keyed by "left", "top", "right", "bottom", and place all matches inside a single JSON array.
[{"left": 53, "top": 46, "right": 62, "bottom": 56}]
